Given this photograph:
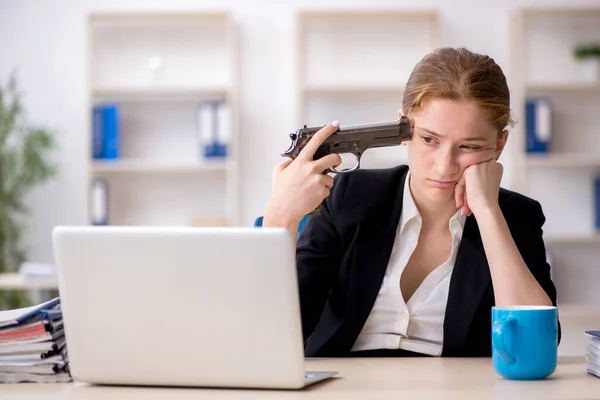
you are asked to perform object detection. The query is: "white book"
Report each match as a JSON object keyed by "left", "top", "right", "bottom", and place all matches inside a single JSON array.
[
  {"left": 0, "top": 364, "right": 63, "bottom": 374},
  {"left": 197, "top": 101, "right": 216, "bottom": 149},
  {"left": 0, "top": 371, "right": 72, "bottom": 383},
  {"left": 0, "top": 337, "right": 65, "bottom": 355},
  {"left": 0, "top": 354, "right": 65, "bottom": 367},
  {"left": 217, "top": 100, "right": 232, "bottom": 145}
]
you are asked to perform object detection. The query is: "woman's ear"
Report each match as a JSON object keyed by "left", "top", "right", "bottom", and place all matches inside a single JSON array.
[{"left": 495, "top": 130, "right": 509, "bottom": 159}]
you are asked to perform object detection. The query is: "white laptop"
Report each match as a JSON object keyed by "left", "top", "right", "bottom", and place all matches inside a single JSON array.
[{"left": 52, "top": 225, "right": 337, "bottom": 389}]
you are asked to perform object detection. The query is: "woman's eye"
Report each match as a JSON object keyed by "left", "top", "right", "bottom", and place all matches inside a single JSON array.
[
  {"left": 422, "top": 136, "right": 435, "bottom": 144},
  {"left": 461, "top": 145, "right": 481, "bottom": 151}
]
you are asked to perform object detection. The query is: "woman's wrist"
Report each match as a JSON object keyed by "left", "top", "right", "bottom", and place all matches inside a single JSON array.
[
  {"left": 263, "top": 205, "right": 301, "bottom": 231},
  {"left": 472, "top": 202, "right": 502, "bottom": 224}
]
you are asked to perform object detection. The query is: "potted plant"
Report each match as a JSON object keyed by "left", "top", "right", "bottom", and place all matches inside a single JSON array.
[
  {"left": 573, "top": 43, "right": 600, "bottom": 81},
  {"left": 0, "top": 73, "right": 58, "bottom": 309}
]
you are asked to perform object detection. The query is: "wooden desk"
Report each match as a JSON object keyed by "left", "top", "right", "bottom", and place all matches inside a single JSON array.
[{"left": 3, "top": 356, "right": 599, "bottom": 399}]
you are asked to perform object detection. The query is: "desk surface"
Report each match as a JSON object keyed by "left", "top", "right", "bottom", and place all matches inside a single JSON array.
[{"left": 3, "top": 356, "right": 599, "bottom": 399}]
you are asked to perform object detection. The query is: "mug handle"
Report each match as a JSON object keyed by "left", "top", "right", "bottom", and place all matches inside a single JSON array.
[{"left": 492, "top": 317, "right": 517, "bottom": 364}]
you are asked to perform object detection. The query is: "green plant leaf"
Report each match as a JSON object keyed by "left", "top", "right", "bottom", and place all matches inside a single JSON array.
[{"left": 0, "top": 71, "right": 58, "bottom": 275}]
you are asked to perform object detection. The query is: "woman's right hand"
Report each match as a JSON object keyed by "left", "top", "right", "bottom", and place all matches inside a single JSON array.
[{"left": 263, "top": 121, "right": 343, "bottom": 229}]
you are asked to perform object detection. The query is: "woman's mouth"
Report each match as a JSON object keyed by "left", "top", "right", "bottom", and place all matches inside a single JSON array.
[{"left": 428, "top": 179, "right": 457, "bottom": 189}]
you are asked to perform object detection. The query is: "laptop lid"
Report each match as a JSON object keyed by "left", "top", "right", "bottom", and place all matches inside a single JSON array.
[{"left": 52, "top": 226, "right": 307, "bottom": 389}]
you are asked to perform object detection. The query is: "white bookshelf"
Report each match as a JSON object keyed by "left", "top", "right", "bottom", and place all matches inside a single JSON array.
[
  {"left": 93, "top": 86, "right": 232, "bottom": 102},
  {"left": 527, "top": 153, "right": 600, "bottom": 168},
  {"left": 545, "top": 233, "right": 600, "bottom": 245},
  {"left": 296, "top": 10, "right": 442, "bottom": 170},
  {"left": 86, "top": 12, "right": 239, "bottom": 227},
  {"left": 510, "top": 7, "right": 600, "bottom": 347},
  {"left": 92, "top": 159, "right": 232, "bottom": 173}
]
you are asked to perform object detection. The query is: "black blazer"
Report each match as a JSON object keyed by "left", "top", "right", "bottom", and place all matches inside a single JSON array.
[{"left": 295, "top": 165, "right": 559, "bottom": 357}]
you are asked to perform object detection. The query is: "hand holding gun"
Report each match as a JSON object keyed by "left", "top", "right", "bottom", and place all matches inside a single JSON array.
[
  {"left": 281, "top": 117, "right": 414, "bottom": 215},
  {"left": 282, "top": 116, "right": 413, "bottom": 175},
  {"left": 263, "top": 118, "right": 413, "bottom": 236}
]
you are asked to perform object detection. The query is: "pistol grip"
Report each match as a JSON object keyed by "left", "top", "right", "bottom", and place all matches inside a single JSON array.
[{"left": 308, "top": 203, "right": 323, "bottom": 216}]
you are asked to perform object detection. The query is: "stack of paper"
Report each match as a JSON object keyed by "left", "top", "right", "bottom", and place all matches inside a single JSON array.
[
  {"left": 585, "top": 331, "right": 600, "bottom": 378},
  {"left": 0, "top": 297, "right": 71, "bottom": 383}
]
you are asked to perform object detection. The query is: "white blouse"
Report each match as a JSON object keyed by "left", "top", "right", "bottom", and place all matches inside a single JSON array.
[{"left": 351, "top": 172, "right": 467, "bottom": 356}]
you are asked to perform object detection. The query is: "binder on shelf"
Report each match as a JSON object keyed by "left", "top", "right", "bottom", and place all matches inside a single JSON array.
[
  {"left": 90, "top": 178, "right": 109, "bottom": 226},
  {"left": 595, "top": 177, "right": 600, "bottom": 231},
  {"left": 92, "top": 104, "right": 120, "bottom": 160},
  {"left": 525, "top": 98, "right": 552, "bottom": 153},
  {"left": 197, "top": 100, "right": 230, "bottom": 159}
]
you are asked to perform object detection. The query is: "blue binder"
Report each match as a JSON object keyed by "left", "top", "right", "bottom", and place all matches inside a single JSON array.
[
  {"left": 525, "top": 98, "right": 552, "bottom": 153},
  {"left": 92, "top": 104, "right": 120, "bottom": 159},
  {"left": 595, "top": 178, "right": 600, "bottom": 231},
  {"left": 0, "top": 297, "right": 61, "bottom": 329}
]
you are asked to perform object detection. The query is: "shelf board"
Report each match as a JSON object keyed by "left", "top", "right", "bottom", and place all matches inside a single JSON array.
[
  {"left": 557, "top": 303, "right": 600, "bottom": 318},
  {"left": 526, "top": 153, "right": 600, "bottom": 167},
  {"left": 92, "top": 159, "right": 231, "bottom": 173},
  {"left": 526, "top": 82, "right": 600, "bottom": 93},
  {"left": 92, "top": 86, "right": 231, "bottom": 102},
  {"left": 544, "top": 234, "right": 600, "bottom": 244},
  {"left": 299, "top": 10, "right": 440, "bottom": 19},
  {"left": 0, "top": 273, "right": 58, "bottom": 291},
  {"left": 521, "top": 7, "right": 600, "bottom": 18},
  {"left": 302, "top": 83, "right": 406, "bottom": 94}
]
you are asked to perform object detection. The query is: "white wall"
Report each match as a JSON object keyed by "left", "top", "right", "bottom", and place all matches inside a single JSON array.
[{"left": 0, "top": 0, "right": 599, "bottom": 264}]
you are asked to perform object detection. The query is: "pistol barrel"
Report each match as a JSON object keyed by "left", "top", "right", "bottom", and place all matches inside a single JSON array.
[{"left": 282, "top": 116, "right": 413, "bottom": 160}]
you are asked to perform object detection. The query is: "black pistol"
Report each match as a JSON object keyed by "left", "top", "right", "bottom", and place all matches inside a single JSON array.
[{"left": 281, "top": 116, "right": 414, "bottom": 215}]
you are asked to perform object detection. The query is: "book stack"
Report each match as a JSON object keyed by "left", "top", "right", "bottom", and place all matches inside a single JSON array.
[
  {"left": 585, "top": 331, "right": 600, "bottom": 378},
  {"left": 0, "top": 297, "right": 71, "bottom": 383}
]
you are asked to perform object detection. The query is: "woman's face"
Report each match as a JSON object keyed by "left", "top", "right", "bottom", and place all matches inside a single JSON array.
[{"left": 403, "top": 98, "right": 508, "bottom": 205}]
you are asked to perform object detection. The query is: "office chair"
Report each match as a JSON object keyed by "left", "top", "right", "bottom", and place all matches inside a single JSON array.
[{"left": 253, "top": 215, "right": 310, "bottom": 238}]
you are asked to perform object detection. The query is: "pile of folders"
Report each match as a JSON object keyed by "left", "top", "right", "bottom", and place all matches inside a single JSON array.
[{"left": 0, "top": 297, "right": 71, "bottom": 383}]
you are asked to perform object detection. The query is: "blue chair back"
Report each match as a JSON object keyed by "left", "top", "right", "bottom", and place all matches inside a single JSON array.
[{"left": 254, "top": 215, "right": 310, "bottom": 237}]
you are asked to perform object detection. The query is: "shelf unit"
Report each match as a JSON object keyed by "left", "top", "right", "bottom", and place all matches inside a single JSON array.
[
  {"left": 86, "top": 12, "right": 239, "bottom": 227},
  {"left": 545, "top": 233, "right": 600, "bottom": 245},
  {"left": 91, "top": 159, "right": 232, "bottom": 174},
  {"left": 526, "top": 153, "right": 600, "bottom": 168},
  {"left": 296, "top": 10, "right": 442, "bottom": 170},
  {"left": 510, "top": 8, "right": 600, "bottom": 314}
]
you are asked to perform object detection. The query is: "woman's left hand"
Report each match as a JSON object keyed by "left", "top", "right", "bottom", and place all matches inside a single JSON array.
[{"left": 454, "top": 159, "right": 503, "bottom": 217}]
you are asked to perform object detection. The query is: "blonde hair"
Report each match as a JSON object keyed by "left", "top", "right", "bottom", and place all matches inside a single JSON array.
[{"left": 402, "top": 47, "right": 515, "bottom": 134}]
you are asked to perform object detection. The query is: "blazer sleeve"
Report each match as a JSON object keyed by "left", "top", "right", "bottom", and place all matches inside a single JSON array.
[
  {"left": 510, "top": 199, "right": 562, "bottom": 343},
  {"left": 295, "top": 173, "right": 349, "bottom": 341}
]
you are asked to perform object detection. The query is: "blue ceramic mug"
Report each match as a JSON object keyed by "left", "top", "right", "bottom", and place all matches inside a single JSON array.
[{"left": 492, "top": 305, "right": 558, "bottom": 380}]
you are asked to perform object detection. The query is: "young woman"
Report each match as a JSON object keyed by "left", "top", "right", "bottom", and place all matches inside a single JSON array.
[{"left": 263, "top": 47, "right": 559, "bottom": 357}]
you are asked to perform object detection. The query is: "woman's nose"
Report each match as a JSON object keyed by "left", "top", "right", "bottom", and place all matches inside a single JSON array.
[{"left": 433, "top": 150, "right": 458, "bottom": 177}]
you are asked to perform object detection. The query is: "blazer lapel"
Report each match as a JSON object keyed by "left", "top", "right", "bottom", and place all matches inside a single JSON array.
[
  {"left": 442, "top": 215, "right": 491, "bottom": 356},
  {"left": 335, "top": 170, "right": 408, "bottom": 353}
]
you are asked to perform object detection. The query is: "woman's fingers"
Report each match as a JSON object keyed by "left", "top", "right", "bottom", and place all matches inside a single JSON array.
[
  {"left": 274, "top": 157, "right": 293, "bottom": 174},
  {"left": 462, "top": 190, "right": 471, "bottom": 216},
  {"left": 319, "top": 174, "right": 334, "bottom": 190},
  {"left": 299, "top": 121, "right": 340, "bottom": 161},
  {"left": 455, "top": 179, "right": 465, "bottom": 210},
  {"left": 313, "top": 153, "right": 342, "bottom": 173}
]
